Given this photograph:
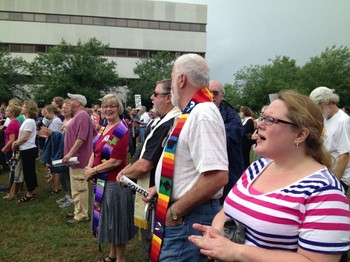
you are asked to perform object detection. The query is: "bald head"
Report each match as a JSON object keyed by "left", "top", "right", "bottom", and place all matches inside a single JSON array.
[{"left": 209, "top": 80, "right": 225, "bottom": 107}]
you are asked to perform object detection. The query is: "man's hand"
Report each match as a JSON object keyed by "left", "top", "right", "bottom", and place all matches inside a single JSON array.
[
  {"left": 142, "top": 186, "right": 157, "bottom": 203},
  {"left": 62, "top": 153, "right": 72, "bottom": 165},
  {"left": 116, "top": 164, "right": 131, "bottom": 184}
]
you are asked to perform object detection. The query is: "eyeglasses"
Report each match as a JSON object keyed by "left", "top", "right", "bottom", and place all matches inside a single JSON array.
[
  {"left": 260, "top": 114, "right": 297, "bottom": 127},
  {"left": 210, "top": 90, "right": 220, "bottom": 96},
  {"left": 102, "top": 105, "right": 118, "bottom": 109},
  {"left": 152, "top": 91, "right": 169, "bottom": 97}
]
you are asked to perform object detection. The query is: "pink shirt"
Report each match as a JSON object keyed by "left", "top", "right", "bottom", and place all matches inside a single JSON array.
[
  {"left": 64, "top": 110, "right": 96, "bottom": 168},
  {"left": 4, "top": 119, "right": 21, "bottom": 152}
]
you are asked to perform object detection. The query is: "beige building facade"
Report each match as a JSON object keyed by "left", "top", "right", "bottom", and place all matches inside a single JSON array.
[{"left": 0, "top": 0, "right": 207, "bottom": 79}]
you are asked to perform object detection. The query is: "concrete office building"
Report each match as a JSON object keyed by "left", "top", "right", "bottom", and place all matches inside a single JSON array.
[{"left": 0, "top": 0, "right": 207, "bottom": 81}]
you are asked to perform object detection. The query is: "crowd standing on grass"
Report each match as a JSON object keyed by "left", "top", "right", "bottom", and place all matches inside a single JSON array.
[{"left": 0, "top": 54, "right": 350, "bottom": 262}]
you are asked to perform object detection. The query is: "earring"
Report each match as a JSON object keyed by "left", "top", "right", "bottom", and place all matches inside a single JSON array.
[{"left": 295, "top": 142, "right": 299, "bottom": 149}]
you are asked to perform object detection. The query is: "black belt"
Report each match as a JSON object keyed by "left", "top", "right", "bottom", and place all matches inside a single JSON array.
[{"left": 202, "top": 199, "right": 219, "bottom": 205}]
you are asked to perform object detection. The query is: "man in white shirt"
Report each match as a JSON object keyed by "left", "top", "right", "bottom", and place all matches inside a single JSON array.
[
  {"left": 310, "top": 86, "right": 350, "bottom": 194},
  {"left": 138, "top": 106, "right": 150, "bottom": 143}
]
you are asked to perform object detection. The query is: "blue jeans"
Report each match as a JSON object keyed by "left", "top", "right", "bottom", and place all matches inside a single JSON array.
[
  {"left": 139, "top": 127, "right": 146, "bottom": 143},
  {"left": 159, "top": 200, "right": 220, "bottom": 262}
]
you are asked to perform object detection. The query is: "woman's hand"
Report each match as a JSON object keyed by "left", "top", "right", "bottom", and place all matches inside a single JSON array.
[
  {"left": 189, "top": 223, "right": 238, "bottom": 261},
  {"left": 12, "top": 141, "right": 19, "bottom": 150},
  {"left": 37, "top": 126, "right": 51, "bottom": 138},
  {"left": 84, "top": 166, "right": 96, "bottom": 181}
]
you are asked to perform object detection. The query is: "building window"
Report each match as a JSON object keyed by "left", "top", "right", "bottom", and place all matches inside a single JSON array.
[
  {"left": 23, "top": 13, "right": 34, "bottom": 21},
  {"left": 149, "top": 50, "right": 158, "bottom": 57},
  {"left": 71, "top": 16, "right": 82, "bottom": 24},
  {"left": 105, "top": 18, "right": 116, "bottom": 26},
  {"left": 149, "top": 21, "right": 159, "bottom": 29},
  {"left": 59, "top": 15, "right": 70, "bottom": 23},
  {"left": 105, "top": 48, "right": 116, "bottom": 56},
  {"left": 139, "top": 50, "right": 149, "bottom": 58},
  {"left": 93, "top": 17, "right": 105, "bottom": 25},
  {"left": 138, "top": 20, "right": 149, "bottom": 28},
  {"left": 128, "top": 50, "right": 138, "bottom": 57},
  {"left": 190, "top": 24, "right": 200, "bottom": 32},
  {"left": 47, "top": 14, "right": 59, "bottom": 23},
  {"left": 116, "top": 19, "right": 127, "bottom": 27},
  {"left": 35, "top": 14, "right": 46, "bottom": 22},
  {"left": 82, "top": 16, "right": 93, "bottom": 25},
  {"left": 35, "top": 45, "right": 46, "bottom": 53},
  {"left": 1, "top": 11, "right": 206, "bottom": 33},
  {"left": 4, "top": 42, "right": 206, "bottom": 60},
  {"left": 159, "top": 22, "right": 169, "bottom": 30},
  {"left": 127, "top": 19, "right": 138, "bottom": 28},
  {"left": 22, "top": 44, "right": 35, "bottom": 53},
  {"left": 9, "top": 44, "right": 22, "bottom": 52},
  {"left": 0, "top": 12, "right": 10, "bottom": 20},
  {"left": 9, "top": 12, "right": 23, "bottom": 21},
  {"left": 180, "top": 23, "right": 190, "bottom": 31},
  {"left": 116, "top": 49, "right": 127, "bottom": 57},
  {"left": 170, "top": 22, "right": 180, "bottom": 30}
]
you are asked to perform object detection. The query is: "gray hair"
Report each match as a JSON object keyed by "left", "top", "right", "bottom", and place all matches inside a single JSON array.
[
  {"left": 156, "top": 79, "right": 171, "bottom": 94},
  {"left": 174, "top": 54, "right": 209, "bottom": 88}
]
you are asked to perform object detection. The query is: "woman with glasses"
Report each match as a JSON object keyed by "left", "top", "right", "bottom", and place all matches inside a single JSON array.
[
  {"left": 85, "top": 94, "right": 134, "bottom": 262},
  {"left": 189, "top": 90, "right": 350, "bottom": 262},
  {"left": 12, "top": 100, "right": 39, "bottom": 202}
]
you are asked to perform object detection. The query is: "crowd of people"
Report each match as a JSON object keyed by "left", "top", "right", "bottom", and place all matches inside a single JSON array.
[{"left": 0, "top": 53, "right": 349, "bottom": 262}]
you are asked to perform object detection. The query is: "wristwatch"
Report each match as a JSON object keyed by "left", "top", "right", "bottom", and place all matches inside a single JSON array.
[{"left": 169, "top": 206, "right": 178, "bottom": 221}]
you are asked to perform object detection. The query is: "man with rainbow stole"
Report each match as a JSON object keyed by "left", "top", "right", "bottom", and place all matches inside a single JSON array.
[
  {"left": 144, "top": 54, "right": 229, "bottom": 261},
  {"left": 116, "top": 79, "right": 181, "bottom": 262}
]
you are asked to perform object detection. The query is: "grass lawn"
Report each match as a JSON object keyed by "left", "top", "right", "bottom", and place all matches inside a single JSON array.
[{"left": 0, "top": 160, "right": 141, "bottom": 262}]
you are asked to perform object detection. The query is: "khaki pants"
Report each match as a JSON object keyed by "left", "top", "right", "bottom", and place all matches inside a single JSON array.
[{"left": 69, "top": 168, "right": 89, "bottom": 220}]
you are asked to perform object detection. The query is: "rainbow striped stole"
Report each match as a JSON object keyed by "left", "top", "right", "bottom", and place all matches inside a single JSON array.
[{"left": 150, "top": 88, "right": 213, "bottom": 262}]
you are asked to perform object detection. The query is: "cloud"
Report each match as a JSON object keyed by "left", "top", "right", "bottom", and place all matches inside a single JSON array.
[{"left": 164, "top": 0, "right": 350, "bottom": 84}]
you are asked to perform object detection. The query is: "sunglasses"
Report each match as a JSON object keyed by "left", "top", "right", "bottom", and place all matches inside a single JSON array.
[
  {"left": 210, "top": 90, "right": 220, "bottom": 96},
  {"left": 152, "top": 91, "right": 169, "bottom": 97}
]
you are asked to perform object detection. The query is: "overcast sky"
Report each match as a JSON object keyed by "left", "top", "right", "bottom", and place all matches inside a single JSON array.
[{"left": 163, "top": 0, "right": 350, "bottom": 84}]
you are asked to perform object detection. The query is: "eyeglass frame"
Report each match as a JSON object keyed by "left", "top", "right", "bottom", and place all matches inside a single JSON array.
[
  {"left": 152, "top": 91, "right": 170, "bottom": 97},
  {"left": 209, "top": 90, "right": 220, "bottom": 96},
  {"left": 102, "top": 104, "right": 119, "bottom": 109},
  {"left": 260, "top": 114, "right": 297, "bottom": 127}
]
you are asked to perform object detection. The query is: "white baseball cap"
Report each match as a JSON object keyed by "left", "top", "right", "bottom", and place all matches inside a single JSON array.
[{"left": 67, "top": 93, "right": 87, "bottom": 106}]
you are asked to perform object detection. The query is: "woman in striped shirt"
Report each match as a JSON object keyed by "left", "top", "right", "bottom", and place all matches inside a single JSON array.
[{"left": 189, "top": 90, "right": 350, "bottom": 262}]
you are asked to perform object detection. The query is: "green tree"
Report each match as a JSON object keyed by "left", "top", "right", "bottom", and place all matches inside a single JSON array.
[
  {"left": 29, "top": 38, "right": 119, "bottom": 106},
  {"left": 223, "top": 83, "right": 242, "bottom": 110},
  {"left": 129, "top": 51, "right": 175, "bottom": 109},
  {"left": 232, "top": 56, "right": 302, "bottom": 112},
  {"left": 300, "top": 45, "right": 350, "bottom": 107},
  {"left": 0, "top": 45, "right": 30, "bottom": 102}
]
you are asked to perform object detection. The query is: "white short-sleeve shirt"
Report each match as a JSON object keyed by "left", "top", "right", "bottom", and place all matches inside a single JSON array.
[{"left": 155, "top": 102, "right": 228, "bottom": 200}]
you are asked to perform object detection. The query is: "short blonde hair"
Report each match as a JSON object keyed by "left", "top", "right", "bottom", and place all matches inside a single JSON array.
[{"left": 101, "top": 94, "right": 124, "bottom": 115}]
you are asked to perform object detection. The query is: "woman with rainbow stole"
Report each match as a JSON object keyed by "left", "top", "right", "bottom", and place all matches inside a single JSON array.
[{"left": 85, "top": 94, "right": 135, "bottom": 262}]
